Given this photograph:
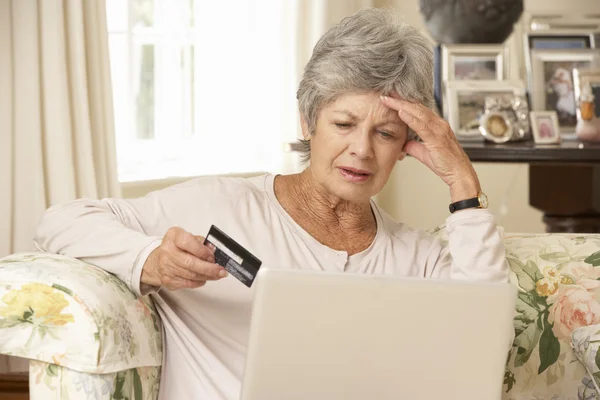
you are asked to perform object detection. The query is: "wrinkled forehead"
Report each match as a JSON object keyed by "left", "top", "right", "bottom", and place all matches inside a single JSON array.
[{"left": 321, "top": 92, "right": 402, "bottom": 123}]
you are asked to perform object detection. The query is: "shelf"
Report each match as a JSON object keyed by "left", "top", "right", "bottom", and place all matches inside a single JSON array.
[{"left": 460, "top": 140, "right": 600, "bottom": 164}]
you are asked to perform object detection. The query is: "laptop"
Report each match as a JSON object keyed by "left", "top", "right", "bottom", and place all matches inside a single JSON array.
[{"left": 240, "top": 268, "right": 516, "bottom": 400}]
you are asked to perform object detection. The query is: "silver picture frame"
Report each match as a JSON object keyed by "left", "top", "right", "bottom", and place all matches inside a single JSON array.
[
  {"left": 443, "top": 80, "right": 527, "bottom": 141},
  {"left": 526, "top": 14, "right": 600, "bottom": 33},
  {"left": 523, "top": 32, "right": 597, "bottom": 106},
  {"left": 441, "top": 44, "right": 508, "bottom": 81},
  {"left": 530, "top": 111, "right": 561, "bottom": 144},
  {"left": 529, "top": 49, "right": 600, "bottom": 134}
]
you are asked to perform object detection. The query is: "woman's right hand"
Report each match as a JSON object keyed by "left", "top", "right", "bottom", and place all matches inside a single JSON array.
[{"left": 142, "top": 227, "right": 228, "bottom": 290}]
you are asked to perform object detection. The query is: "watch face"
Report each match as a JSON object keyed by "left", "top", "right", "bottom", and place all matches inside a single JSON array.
[{"left": 479, "top": 192, "right": 489, "bottom": 209}]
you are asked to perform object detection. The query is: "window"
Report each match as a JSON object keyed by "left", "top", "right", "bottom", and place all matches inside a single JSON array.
[{"left": 106, "top": 0, "right": 300, "bottom": 182}]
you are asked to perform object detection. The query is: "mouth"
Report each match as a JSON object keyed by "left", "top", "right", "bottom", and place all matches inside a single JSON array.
[{"left": 338, "top": 167, "right": 372, "bottom": 182}]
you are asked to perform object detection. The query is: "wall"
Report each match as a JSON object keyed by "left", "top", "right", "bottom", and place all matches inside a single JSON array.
[{"left": 373, "top": 0, "right": 599, "bottom": 233}]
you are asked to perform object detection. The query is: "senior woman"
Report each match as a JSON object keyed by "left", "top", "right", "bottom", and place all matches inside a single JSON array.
[{"left": 34, "top": 8, "right": 508, "bottom": 400}]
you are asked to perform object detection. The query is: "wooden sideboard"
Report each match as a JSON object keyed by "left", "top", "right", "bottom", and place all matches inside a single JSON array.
[
  {"left": 461, "top": 140, "right": 600, "bottom": 233},
  {"left": 0, "top": 372, "right": 29, "bottom": 399}
]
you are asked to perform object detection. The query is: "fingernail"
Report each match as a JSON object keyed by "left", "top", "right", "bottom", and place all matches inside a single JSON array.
[
  {"left": 219, "top": 269, "right": 228, "bottom": 278},
  {"left": 380, "top": 95, "right": 389, "bottom": 102}
]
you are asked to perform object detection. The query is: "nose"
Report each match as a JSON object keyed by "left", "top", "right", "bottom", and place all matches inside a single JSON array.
[{"left": 348, "top": 127, "right": 374, "bottom": 159}]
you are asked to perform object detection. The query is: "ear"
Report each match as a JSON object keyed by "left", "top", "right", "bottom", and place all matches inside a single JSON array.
[{"left": 300, "top": 115, "right": 311, "bottom": 141}]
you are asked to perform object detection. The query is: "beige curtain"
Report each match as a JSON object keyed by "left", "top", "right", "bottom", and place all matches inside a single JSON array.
[
  {"left": 294, "top": 0, "right": 374, "bottom": 82},
  {"left": 0, "top": 0, "right": 121, "bottom": 373},
  {"left": 284, "top": 0, "right": 373, "bottom": 152}
]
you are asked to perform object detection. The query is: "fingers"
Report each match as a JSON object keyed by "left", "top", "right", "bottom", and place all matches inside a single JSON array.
[
  {"left": 167, "top": 227, "right": 215, "bottom": 263},
  {"left": 155, "top": 227, "right": 229, "bottom": 291},
  {"left": 380, "top": 96, "right": 451, "bottom": 142},
  {"left": 403, "top": 141, "right": 434, "bottom": 171},
  {"left": 169, "top": 250, "right": 226, "bottom": 280}
]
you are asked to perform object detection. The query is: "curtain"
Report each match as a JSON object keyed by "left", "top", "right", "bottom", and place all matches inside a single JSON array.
[
  {"left": 293, "top": 0, "right": 374, "bottom": 90},
  {"left": 282, "top": 0, "right": 373, "bottom": 160},
  {"left": 0, "top": 0, "right": 121, "bottom": 373}
]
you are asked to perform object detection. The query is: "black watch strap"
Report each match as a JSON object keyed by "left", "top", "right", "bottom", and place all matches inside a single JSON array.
[{"left": 449, "top": 197, "right": 480, "bottom": 213}]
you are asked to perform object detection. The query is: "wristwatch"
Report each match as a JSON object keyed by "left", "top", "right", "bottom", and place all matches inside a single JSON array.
[{"left": 449, "top": 191, "right": 489, "bottom": 214}]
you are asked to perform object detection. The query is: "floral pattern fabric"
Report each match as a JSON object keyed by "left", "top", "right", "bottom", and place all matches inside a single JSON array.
[
  {"left": 573, "top": 324, "right": 600, "bottom": 396},
  {"left": 29, "top": 360, "right": 161, "bottom": 400},
  {"left": 0, "top": 252, "right": 162, "bottom": 374},
  {"left": 426, "top": 228, "right": 600, "bottom": 399},
  {"left": 5, "top": 234, "right": 600, "bottom": 399},
  {"left": 503, "top": 234, "right": 600, "bottom": 399}
]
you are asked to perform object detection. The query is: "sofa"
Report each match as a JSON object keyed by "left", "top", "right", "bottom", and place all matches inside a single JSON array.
[{"left": 2, "top": 232, "right": 600, "bottom": 399}]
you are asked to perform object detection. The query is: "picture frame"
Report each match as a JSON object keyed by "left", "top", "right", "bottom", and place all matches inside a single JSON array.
[
  {"left": 573, "top": 67, "right": 600, "bottom": 120},
  {"left": 441, "top": 44, "right": 508, "bottom": 81},
  {"left": 530, "top": 111, "right": 561, "bottom": 144},
  {"left": 527, "top": 32, "right": 595, "bottom": 50},
  {"left": 529, "top": 49, "right": 600, "bottom": 134},
  {"left": 443, "top": 80, "right": 527, "bottom": 141},
  {"left": 526, "top": 14, "right": 600, "bottom": 33},
  {"left": 522, "top": 26, "right": 598, "bottom": 117}
]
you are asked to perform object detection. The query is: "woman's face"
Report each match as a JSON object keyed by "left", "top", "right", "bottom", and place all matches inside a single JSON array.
[{"left": 305, "top": 92, "right": 408, "bottom": 203}]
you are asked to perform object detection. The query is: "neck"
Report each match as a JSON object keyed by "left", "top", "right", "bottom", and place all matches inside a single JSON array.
[{"left": 275, "top": 168, "right": 376, "bottom": 235}]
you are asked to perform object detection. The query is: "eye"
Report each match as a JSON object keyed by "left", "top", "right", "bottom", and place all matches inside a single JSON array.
[
  {"left": 335, "top": 122, "right": 352, "bottom": 129},
  {"left": 378, "top": 131, "right": 394, "bottom": 139}
]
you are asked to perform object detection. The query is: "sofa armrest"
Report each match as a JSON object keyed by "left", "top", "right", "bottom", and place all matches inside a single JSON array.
[
  {"left": 0, "top": 252, "right": 162, "bottom": 374},
  {"left": 29, "top": 360, "right": 161, "bottom": 400}
]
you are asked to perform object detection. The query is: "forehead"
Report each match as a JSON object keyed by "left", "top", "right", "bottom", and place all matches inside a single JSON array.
[{"left": 323, "top": 92, "right": 400, "bottom": 122}]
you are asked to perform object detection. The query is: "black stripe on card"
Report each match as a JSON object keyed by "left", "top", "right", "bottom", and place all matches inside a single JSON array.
[{"left": 205, "top": 225, "right": 262, "bottom": 268}]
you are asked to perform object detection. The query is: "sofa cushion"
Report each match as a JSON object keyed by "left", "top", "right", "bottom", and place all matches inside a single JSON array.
[
  {"left": 503, "top": 233, "right": 600, "bottom": 399},
  {"left": 29, "top": 360, "right": 161, "bottom": 400},
  {"left": 426, "top": 227, "right": 599, "bottom": 398},
  {"left": 572, "top": 323, "right": 600, "bottom": 396},
  {"left": 0, "top": 252, "right": 162, "bottom": 374}
]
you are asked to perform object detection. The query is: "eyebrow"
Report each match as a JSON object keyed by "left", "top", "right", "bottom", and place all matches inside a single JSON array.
[
  {"left": 332, "top": 109, "right": 405, "bottom": 128},
  {"left": 332, "top": 110, "right": 358, "bottom": 119}
]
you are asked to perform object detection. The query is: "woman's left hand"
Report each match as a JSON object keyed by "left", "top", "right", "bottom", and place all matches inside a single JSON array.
[{"left": 380, "top": 95, "right": 481, "bottom": 203}]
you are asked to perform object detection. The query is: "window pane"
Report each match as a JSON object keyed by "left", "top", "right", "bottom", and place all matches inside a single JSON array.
[
  {"left": 134, "top": 44, "right": 155, "bottom": 139},
  {"left": 183, "top": 45, "right": 194, "bottom": 137},
  {"left": 189, "top": 0, "right": 195, "bottom": 27},
  {"left": 133, "top": 0, "right": 154, "bottom": 28},
  {"left": 108, "top": 33, "right": 131, "bottom": 151},
  {"left": 106, "top": 0, "right": 128, "bottom": 32}
]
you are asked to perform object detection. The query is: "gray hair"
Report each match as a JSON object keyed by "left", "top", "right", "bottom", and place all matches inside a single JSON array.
[{"left": 296, "top": 8, "right": 434, "bottom": 159}]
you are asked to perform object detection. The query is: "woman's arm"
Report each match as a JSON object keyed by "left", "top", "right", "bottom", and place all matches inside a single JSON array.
[
  {"left": 33, "top": 178, "right": 227, "bottom": 295},
  {"left": 34, "top": 197, "right": 165, "bottom": 296},
  {"left": 426, "top": 209, "right": 509, "bottom": 282},
  {"left": 379, "top": 96, "right": 509, "bottom": 282}
]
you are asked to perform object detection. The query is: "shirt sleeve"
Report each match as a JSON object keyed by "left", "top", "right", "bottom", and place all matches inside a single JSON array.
[
  {"left": 33, "top": 197, "right": 165, "bottom": 297},
  {"left": 425, "top": 208, "right": 509, "bottom": 283},
  {"left": 32, "top": 177, "right": 230, "bottom": 296}
]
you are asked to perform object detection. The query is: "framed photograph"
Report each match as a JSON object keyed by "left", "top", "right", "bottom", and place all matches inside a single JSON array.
[
  {"left": 530, "top": 111, "right": 561, "bottom": 144},
  {"left": 441, "top": 44, "right": 507, "bottom": 81},
  {"left": 527, "top": 14, "right": 600, "bottom": 34},
  {"left": 529, "top": 49, "right": 600, "bottom": 133},
  {"left": 443, "top": 80, "right": 527, "bottom": 140},
  {"left": 574, "top": 68, "right": 600, "bottom": 119},
  {"left": 527, "top": 33, "right": 594, "bottom": 50}
]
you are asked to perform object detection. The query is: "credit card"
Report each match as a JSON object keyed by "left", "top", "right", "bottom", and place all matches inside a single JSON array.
[{"left": 204, "top": 225, "right": 262, "bottom": 287}]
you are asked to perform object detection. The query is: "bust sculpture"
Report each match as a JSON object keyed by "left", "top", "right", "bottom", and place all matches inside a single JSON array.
[{"left": 419, "top": 0, "right": 524, "bottom": 44}]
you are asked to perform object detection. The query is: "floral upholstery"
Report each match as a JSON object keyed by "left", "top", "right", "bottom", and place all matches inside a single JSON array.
[
  {"left": 3, "top": 234, "right": 600, "bottom": 399},
  {"left": 0, "top": 252, "right": 162, "bottom": 373},
  {"left": 503, "top": 234, "right": 600, "bottom": 399},
  {"left": 29, "top": 360, "right": 160, "bottom": 400},
  {"left": 572, "top": 324, "right": 600, "bottom": 397}
]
